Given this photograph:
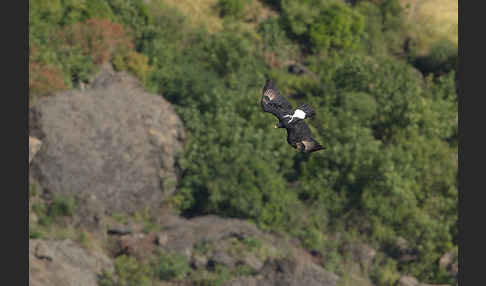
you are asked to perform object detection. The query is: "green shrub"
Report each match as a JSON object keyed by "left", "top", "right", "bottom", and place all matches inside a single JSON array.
[
  {"left": 339, "top": 91, "right": 377, "bottom": 123},
  {"left": 98, "top": 255, "right": 152, "bottom": 286},
  {"left": 355, "top": 0, "right": 407, "bottom": 57},
  {"left": 323, "top": 249, "right": 341, "bottom": 274},
  {"left": 29, "top": 46, "right": 67, "bottom": 99},
  {"left": 190, "top": 264, "right": 232, "bottom": 286},
  {"left": 105, "top": 0, "right": 151, "bottom": 42},
  {"left": 112, "top": 50, "right": 152, "bottom": 83},
  {"left": 32, "top": 195, "right": 75, "bottom": 227},
  {"left": 29, "top": 183, "right": 39, "bottom": 198},
  {"left": 32, "top": 202, "right": 51, "bottom": 226},
  {"left": 258, "top": 17, "right": 285, "bottom": 49},
  {"left": 29, "top": 225, "right": 43, "bottom": 239},
  {"left": 257, "top": 16, "right": 298, "bottom": 62},
  {"left": 201, "top": 27, "right": 256, "bottom": 76},
  {"left": 280, "top": 0, "right": 365, "bottom": 54},
  {"left": 421, "top": 71, "right": 458, "bottom": 142},
  {"left": 217, "top": 0, "right": 250, "bottom": 19},
  {"left": 242, "top": 237, "right": 262, "bottom": 251},
  {"left": 295, "top": 227, "right": 323, "bottom": 251},
  {"left": 232, "top": 265, "right": 256, "bottom": 276},
  {"left": 152, "top": 252, "right": 190, "bottom": 281},
  {"left": 281, "top": 0, "right": 319, "bottom": 37},
  {"left": 309, "top": 2, "right": 365, "bottom": 53},
  {"left": 413, "top": 39, "right": 458, "bottom": 75},
  {"left": 369, "top": 256, "right": 400, "bottom": 286},
  {"left": 355, "top": 1, "right": 388, "bottom": 57},
  {"left": 48, "top": 196, "right": 75, "bottom": 217}
]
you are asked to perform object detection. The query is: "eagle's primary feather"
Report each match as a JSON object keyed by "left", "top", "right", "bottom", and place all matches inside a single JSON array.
[
  {"left": 261, "top": 79, "right": 324, "bottom": 153},
  {"left": 261, "top": 79, "right": 293, "bottom": 121}
]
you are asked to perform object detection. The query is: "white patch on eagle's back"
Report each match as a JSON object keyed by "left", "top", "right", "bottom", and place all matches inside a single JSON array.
[{"left": 293, "top": 109, "right": 306, "bottom": 119}]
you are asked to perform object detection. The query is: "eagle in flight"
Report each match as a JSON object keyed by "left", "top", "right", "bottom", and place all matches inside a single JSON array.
[{"left": 261, "top": 79, "right": 324, "bottom": 153}]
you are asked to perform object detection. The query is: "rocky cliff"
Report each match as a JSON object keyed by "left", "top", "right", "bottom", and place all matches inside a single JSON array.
[{"left": 29, "top": 64, "right": 185, "bottom": 229}]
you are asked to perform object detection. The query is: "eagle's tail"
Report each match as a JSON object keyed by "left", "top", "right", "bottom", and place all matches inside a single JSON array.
[
  {"left": 296, "top": 103, "right": 315, "bottom": 119},
  {"left": 309, "top": 144, "right": 324, "bottom": 153}
]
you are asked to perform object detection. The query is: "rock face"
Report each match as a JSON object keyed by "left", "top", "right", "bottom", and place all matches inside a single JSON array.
[
  {"left": 107, "top": 214, "right": 339, "bottom": 286},
  {"left": 439, "top": 250, "right": 458, "bottom": 277},
  {"left": 222, "top": 257, "right": 339, "bottom": 286},
  {"left": 29, "top": 64, "right": 185, "bottom": 228},
  {"left": 341, "top": 242, "right": 376, "bottom": 269},
  {"left": 29, "top": 136, "right": 42, "bottom": 164},
  {"left": 397, "top": 275, "right": 451, "bottom": 286},
  {"left": 29, "top": 239, "right": 113, "bottom": 286},
  {"left": 154, "top": 215, "right": 264, "bottom": 259},
  {"left": 398, "top": 276, "right": 420, "bottom": 286},
  {"left": 106, "top": 214, "right": 268, "bottom": 261}
]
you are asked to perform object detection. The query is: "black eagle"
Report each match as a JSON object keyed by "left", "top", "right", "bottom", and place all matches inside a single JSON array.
[{"left": 261, "top": 79, "right": 324, "bottom": 153}]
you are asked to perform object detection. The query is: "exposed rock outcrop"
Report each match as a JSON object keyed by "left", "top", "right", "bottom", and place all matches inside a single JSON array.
[
  {"left": 397, "top": 275, "right": 451, "bottom": 286},
  {"left": 29, "top": 136, "right": 42, "bottom": 164},
  {"left": 439, "top": 249, "right": 458, "bottom": 278},
  {"left": 106, "top": 214, "right": 340, "bottom": 286},
  {"left": 398, "top": 276, "right": 420, "bottom": 286},
  {"left": 29, "top": 64, "right": 185, "bottom": 229},
  {"left": 108, "top": 214, "right": 269, "bottom": 266},
  {"left": 155, "top": 215, "right": 264, "bottom": 259},
  {"left": 29, "top": 239, "right": 113, "bottom": 286},
  {"left": 341, "top": 242, "right": 376, "bottom": 269},
  {"left": 222, "top": 257, "right": 339, "bottom": 286}
]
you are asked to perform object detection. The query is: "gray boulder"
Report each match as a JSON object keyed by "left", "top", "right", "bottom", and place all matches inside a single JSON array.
[
  {"left": 29, "top": 136, "right": 42, "bottom": 164},
  {"left": 397, "top": 275, "right": 451, "bottom": 286},
  {"left": 152, "top": 214, "right": 339, "bottom": 286},
  {"left": 29, "top": 64, "right": 185, "bottom": 228},
  {"left": 155, "top": 215, "right": 264, "bottom": 259},
  {"left": 398, "top": 276, "right": 420, "bottom": 286},
  {"left": 29, "top": 239, "right": 113, "bottom": 286},
  {"left": 439, "top": 249, "right": 458, "bottom": 277},
  {"left": 341, "top": 242, "right": 376, "bottom": 269},
  {"left": 223, "top": 257, "right": 339, "bottom": 286}
]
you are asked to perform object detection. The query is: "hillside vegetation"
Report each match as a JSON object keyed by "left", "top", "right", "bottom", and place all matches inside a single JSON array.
[
  {"left": 401, "top": 0, "right": 458, "bottom": 54},
  {"left": 29, "top": 0, "right": 458, "bottom": 285}
]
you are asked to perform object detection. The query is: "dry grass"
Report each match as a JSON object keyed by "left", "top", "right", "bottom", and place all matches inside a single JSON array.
[
  {"left": 160, "top": 0, "right": 277, "bottom": 34},
  {"left": 161, "top": 0, "right": 223, "bottom": 33},
  {"left": 401, "top": 0, "right": 458, "bottom": 55}
]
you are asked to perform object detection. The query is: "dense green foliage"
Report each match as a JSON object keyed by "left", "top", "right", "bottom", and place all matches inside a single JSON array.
[
  {"left": 30, "top": 0, "right": 457, "bottom": 285},
  {"left": 99, "top": 255, "right": 153, "bottom": 286},
  {"left": 99, "top": 252, "right": 191, "bottom": 285},
  {"left": 29, "top": 0, "right": 151, "bottom": 100},
  {"left": 153, "top": 251, "right": 191, "bottom": 280},
  {"left": 308, "top": 2, "right": 365, "bottom": 52},
  {"left": 32, "top": 195, "right": 76, "bottom": 227},
  {"left": 218, "top": 0, "right": 251, "bottom": 19},
  {"left": 29, "top": 186, "right": 77, "bottom": 239}
]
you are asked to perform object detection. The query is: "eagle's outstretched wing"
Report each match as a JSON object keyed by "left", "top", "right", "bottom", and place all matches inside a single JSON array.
[
  {"left": 261, "top": 79, "right": 293, "bottom": 120},
  {"left": 285, "top": 120, "right": 324, "bottom": 153}
]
